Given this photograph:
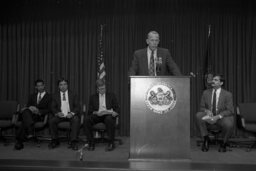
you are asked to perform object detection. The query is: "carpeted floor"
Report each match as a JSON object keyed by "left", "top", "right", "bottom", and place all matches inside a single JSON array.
[{"left": 1, "top": 137, "right": 256, "bottom": 164}]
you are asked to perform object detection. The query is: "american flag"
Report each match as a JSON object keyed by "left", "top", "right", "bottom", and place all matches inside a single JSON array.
[{"left": 97, "top": 25, "right": 106, "bottom": 82}]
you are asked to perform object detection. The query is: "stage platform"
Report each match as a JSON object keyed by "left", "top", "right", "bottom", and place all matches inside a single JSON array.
[{"left": 1, "top": 137, "right": 256, "bottom": 170}]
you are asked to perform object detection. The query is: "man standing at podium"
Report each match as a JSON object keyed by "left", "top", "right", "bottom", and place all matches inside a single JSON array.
[
  {"left": 196, "top": 74, "right": 234, "bottom": 152},
  {"left": 129, "top": 31, "right": 182, "bottom": 76}
]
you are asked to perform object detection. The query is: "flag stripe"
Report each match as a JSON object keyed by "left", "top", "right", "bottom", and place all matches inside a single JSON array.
[{"left": 97, "top": 25, "right": 106, "bottom": 82}]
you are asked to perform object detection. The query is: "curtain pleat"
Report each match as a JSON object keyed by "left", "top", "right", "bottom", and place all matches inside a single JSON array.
[{"left": 1, "top": 0, "right": 256, "bottom": 136}]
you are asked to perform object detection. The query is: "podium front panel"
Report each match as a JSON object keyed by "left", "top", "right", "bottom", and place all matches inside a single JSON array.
[{"left": 130, "top": 76, "right": 190, "bottom": 160}]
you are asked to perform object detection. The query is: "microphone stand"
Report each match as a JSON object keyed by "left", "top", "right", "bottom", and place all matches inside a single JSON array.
[
  {"left": 156, "top": 57, "right": 162, "bottom": 76},
  {"left": 77, "top": 143, "right": 88, "bottom": 161}
]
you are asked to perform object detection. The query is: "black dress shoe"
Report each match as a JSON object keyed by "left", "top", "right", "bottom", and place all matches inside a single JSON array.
[
  {"left": 218, "top": 143, "right": 227, "bottom": 152},
  {"left": 27, "top": 134, "right": 34, "bottom": 140},
  {"left": 105, "top": 142, "right": 115, "bottom": 151},
  {"left": 71, "top": 141, "right": 78, "bottom": 151},
  {"left": 48, "top": 140, "right": 60, "bottom": 149},
  {"left": 88, "top": 143, "right": 95, "bottom": 151},
  {"left": 201, "top": 137, "right": 209, "bottom": 152},
  {"left": 14, "top": 142, "right": 24, "bottom": 150}
]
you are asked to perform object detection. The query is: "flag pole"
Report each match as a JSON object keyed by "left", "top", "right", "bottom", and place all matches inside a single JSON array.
[
  {"left": 203, "top": 24, "right": 213, "bottom": 89},
  {"left": 208, "top": 24, "right": 211, "bottom": 38}
]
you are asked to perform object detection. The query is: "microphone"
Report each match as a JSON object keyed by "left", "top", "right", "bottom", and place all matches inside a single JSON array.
[
  {"left": 190, "top": 72, "right": 196, "bottom": 77},
  {"left": 77, "top": 143, "right": 88, "bottom": 161},
  {"left": 156, "top": 57, "right": 162, "bottom": 75}
]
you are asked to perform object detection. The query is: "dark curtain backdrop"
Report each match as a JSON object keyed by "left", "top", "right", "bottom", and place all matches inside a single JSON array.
[{"left": 1, "top": 0, "right": 256, "bottom": 136}]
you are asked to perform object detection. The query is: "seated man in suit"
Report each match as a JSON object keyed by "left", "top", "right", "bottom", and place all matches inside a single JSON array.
[
  {"left": 48, "top": 78, "right": 80, "bottom": 150},
  {"left": 196, "top": 74, "right": 234, "bottom": 152},
  {"left": 14, "top": 79, "right": 52, "bottom": 150},
  {"left": 84, "top": 79, "right": 120, "bottom": 151}
]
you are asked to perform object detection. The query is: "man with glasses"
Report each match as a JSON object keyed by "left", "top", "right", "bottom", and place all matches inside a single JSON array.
[
  {"left": 84, "top": 79, "right": 120, "bottom": 151},
  {"left": 129, "top": 31, "right": 182, "bottom": 76}
]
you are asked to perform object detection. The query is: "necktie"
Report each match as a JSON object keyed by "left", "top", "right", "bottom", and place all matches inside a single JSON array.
[
  {"left": 37, "top": 93, "right": 42, "bottom": 104},
  {"left": 63, "top": 92, "right": 66, "bottom": 101},
  {"left": 212, "top": 89, "right": 217, "bottom": 116},
  {"left": 149, "top": 50, "right": 155, "bottom": 76}
]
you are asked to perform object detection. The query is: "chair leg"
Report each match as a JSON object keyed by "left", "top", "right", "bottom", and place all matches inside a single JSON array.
[
  {"left": 67, "top": 129, "right": 72, "bottom": 148},
  {"left": 115, "top": 138, "right": 123, "bottom": 145},
  {"left": 0, "top": 129, "right": 10, "bottom": 146},
  {"left": 34, "top": 137, "right": 41, "bottom": 147},
  {"left": 247, "top": 141, "right": 256, "bottom": 151}
]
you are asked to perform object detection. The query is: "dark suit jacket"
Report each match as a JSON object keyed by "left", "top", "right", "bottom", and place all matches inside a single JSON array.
[
  {"left": 129, "top": 47, "right": 182, "bottom": 76},
  {"left": 199, "top": 88, "right": 234, "bottom": 117},
  {"left": 51, "top": 91, "right": 80, "bottom": 116},
  {"left": 88, "top": 92, "right": 120, "bottom": 116},
  {"left": 26, "top": 92, "right": 52, "bottom": 116}
]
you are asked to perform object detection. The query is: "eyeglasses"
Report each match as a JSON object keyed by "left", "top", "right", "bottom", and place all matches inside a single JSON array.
[{"left": 97, "top": 87, "right": 106, "bottom": 91}]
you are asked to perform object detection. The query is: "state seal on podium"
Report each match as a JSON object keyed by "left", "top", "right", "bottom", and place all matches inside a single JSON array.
[{"left": 145, "top": 82, "right": 177, "bottom": 114}]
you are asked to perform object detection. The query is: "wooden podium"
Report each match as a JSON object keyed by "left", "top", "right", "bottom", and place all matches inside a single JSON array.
[{"left": 129, "top": 76, "right": 190, "bottom": 160}]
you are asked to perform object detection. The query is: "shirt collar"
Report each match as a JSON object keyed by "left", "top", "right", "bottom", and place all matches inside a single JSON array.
[
  {"left": 147, "top": 47, "right": 157, "bottom": 54},
  {"left": 38, "top": 91, "right": 46, "bottom": 95},
  {"left": 213, "top": 88, "right": 221, "bottom": 94},
  {"left": 60, "top": 90, "right": 68, "bottom": 95},
  {"left": 99, "top": 93, "right": 105, "bottom": 96}
]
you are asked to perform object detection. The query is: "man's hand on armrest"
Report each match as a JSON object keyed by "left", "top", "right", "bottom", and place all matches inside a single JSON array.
[
  {"left": 29, "top": 106, "right": 40, "bottom": 115},
  {"left": 55, "top": 112, "right": 65, "bottom": 118}
]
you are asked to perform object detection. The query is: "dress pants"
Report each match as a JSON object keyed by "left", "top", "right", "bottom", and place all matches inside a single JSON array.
[
  {"left": 49, "top": 115, "right": 80, "bottom": 142},
  {"left": 196, "top": 112, "right": 234, "bottom": 143},
  {"left": 16, "top": 109, "right": 41, "bottom": 142},
  {"left": 84, "top": 114, "right": 116, "bottom": 143}
]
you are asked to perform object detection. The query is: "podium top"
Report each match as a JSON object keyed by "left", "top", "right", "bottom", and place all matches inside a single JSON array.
[{"left": 129, "top": 76, "right": 191, "bottom": 78}]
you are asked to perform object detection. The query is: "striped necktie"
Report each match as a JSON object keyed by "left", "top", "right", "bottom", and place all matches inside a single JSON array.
[
  {"left": 63, "top": 92, "right": 66, "bottom": 101},
  {"left": 37, "top": 93, "right": 42, "bottom": 104},
  {"left": 212, "top": 89, "right": 217, "bottom": 115},
  {"left": 149, "top": 50, "right": 155, "bottom": 76}
]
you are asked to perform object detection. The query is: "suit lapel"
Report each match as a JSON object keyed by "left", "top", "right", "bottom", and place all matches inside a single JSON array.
[
  {"left": 68, "top": 92, "right": 72, "bottom": 106},
  {"left": 38, "top": 92, "right": 47, "bottom": 105},
  {"left": 68, "top": 91, "right": 75, "bottom": 111},
  {"left": 142, "top": 48, "right": 148, "bottom": 73},
  {"left": 207, "top": 89, "right": 213, "bottom": 107},
  {"left": 217, "top": 89, "right": 224, "bottom": 109},
  {"left": 105, "top": 93, "right": 110, "bottom": 109},
  {"left": 33, "top": 93, "right": 38, "bottom": 104},
  {"left": 57, "top": 92, "right": 61, "bottom": 107},
  {"left": 95, "top": 94, "right": 99, "bottom": 109}
]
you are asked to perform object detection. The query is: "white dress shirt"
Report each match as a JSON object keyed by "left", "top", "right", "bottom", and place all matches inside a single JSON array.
[
  {"left": 60, "top": 91, "right": 70, "bottom": 117},
  {"left": 37, "top": 91, "right": 46, "bottom": 104},
  {"left": 98, "top": 93, "right": 107, "bottom": 112}
]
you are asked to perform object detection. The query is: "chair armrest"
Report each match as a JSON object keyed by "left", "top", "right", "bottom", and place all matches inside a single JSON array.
[
  {"left": 80, "top": 113, "right": 84, "bottom": 125},
  {"left": 80, "top": 104, "right": 86, "bottom": 126},
  {"left": 12, "top": 103, "right": 21, "bottom": 124},
  {"left": 241, "top": 117, "right": 246, "bottom": 127},
  {"left": 116, "top": 116, "right": 119, "bottom": 125},
  {"left": 13, "top": 111, "right": 21, "bottom": 125},
  {"left": 12, "top": 113, "right": 18, "bottom": 125},
  {"left": 236, "top": 106, "right": 246, "bottom": 128},
  {"left": 43, "top": 114, "right": 48, "bottom": 125}
]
